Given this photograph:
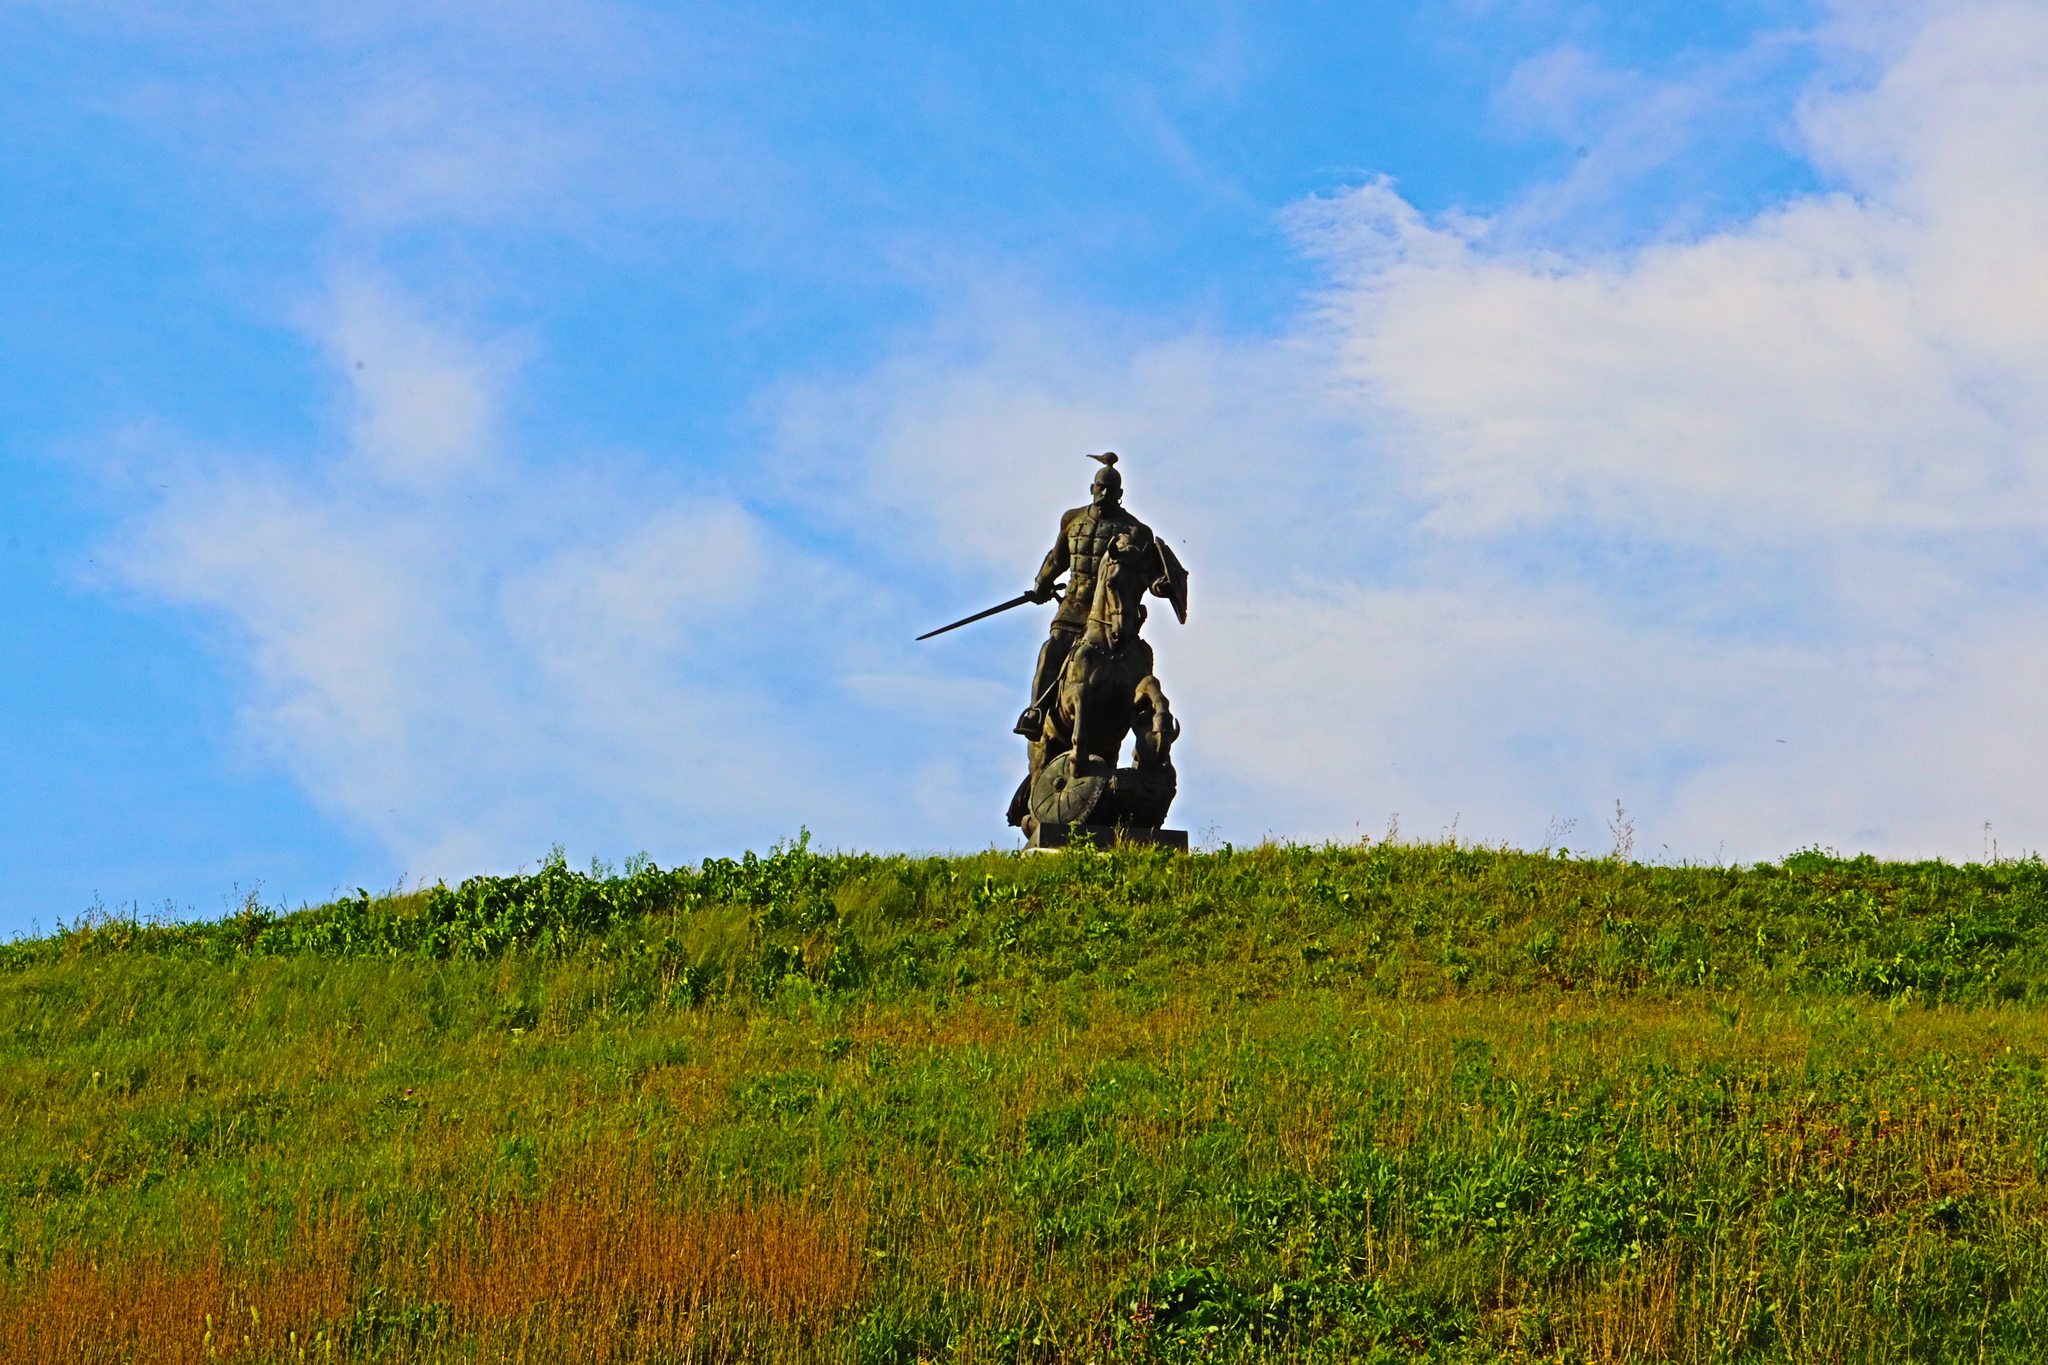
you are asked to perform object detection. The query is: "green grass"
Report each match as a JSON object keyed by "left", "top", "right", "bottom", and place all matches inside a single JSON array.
[{"left": 7, "top": 836, "right": 2048, "bottom": 1361}]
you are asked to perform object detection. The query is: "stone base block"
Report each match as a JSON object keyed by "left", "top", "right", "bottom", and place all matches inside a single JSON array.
[{"left": 1024, "top": 822, "right": 1189, "bottom": 852}]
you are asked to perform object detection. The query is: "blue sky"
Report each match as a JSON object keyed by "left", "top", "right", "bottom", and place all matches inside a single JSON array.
[{"left": 11, "top": 0, "right": 2048, "bottom": 934}]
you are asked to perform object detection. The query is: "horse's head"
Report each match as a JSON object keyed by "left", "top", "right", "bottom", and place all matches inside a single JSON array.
[{"left": 1088, "top": 528, "right": 1153, "bottom": 648}]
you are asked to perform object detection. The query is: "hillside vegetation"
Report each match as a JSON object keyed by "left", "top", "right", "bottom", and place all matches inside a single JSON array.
[{"left": 6, "top": 837, "right": 2048, "bottom": 1362}]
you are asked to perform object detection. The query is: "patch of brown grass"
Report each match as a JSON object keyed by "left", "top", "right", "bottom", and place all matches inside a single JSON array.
[
  {"left": 0, "top": 1158, "right": 867, "bottom": 1364},
  {"left": 0, "top": 1204, "right": 361, "bottom": 1365},
  {"left": 433, "top": 1182, "right": 866, "bottom": 1358}
]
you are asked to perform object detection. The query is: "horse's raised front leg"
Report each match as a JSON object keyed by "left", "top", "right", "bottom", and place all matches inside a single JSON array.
[{"left": 1131, "top": 675, "right": 1178, "bottom": 768}]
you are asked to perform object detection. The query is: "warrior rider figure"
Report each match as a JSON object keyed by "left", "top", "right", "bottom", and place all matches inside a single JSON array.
[
  {"left": 912, "top": 450, "right": 1188, "bottom": 839},
  {"left": 1015, "top": 453, "right": 1186, "bottom": 738}
]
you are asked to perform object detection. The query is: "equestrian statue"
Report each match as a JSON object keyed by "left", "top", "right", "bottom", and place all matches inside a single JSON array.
[{"left": 918, "top": 453, "right": 1190, "bottom": 849}]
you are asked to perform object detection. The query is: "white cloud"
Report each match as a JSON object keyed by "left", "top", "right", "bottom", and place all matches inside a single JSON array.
[
  {"left": 59, "top": 0, "right": 775, "bottom": 241},
  {"left": 1494, "top": 45, "right": 1646, "bottom": 142},
  {"left": 110, "top": 285, "right": 880, "bottom": 879},
  {"left": 99, "top": 0, "right": 2048, "bottom": 870},
  {"left": 777, "top": 0, "right": 2048, "bottom": 862},
  {"left": 320, "top": 277, "right": 519, "bottom": 488}
]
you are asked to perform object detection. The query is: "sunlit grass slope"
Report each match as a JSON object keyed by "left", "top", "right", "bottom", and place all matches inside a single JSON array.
[{"left": 8, "top": 838, "right": 2048, "bottom": 1362}]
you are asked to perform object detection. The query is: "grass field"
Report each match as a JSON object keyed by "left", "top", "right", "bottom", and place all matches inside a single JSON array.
[{"left": 7, "top": 835, "right": 2048, "bottom": 1362}]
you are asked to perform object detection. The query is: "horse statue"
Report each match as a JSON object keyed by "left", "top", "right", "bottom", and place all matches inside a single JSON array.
[
  {"left": 1017, "top": 526, "right": 1180, "bottom": 836},
  {"left": 920, "top": 451, "right": 1187, "bottom": 844}
]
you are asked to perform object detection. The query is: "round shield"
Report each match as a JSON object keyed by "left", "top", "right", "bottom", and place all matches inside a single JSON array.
[{"left": 1029, "top": 750, "right": 1107, "bottom": 829}]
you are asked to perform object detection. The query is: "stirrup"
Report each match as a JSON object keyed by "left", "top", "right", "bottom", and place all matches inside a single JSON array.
[{"left": 1012, "top": 707, "right": 1043, "bottom": 738}]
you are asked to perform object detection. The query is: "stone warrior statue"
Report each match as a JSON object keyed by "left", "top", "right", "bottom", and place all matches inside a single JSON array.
[{"left": 917, "top": 453, "right": 1190, "bottom": 847}]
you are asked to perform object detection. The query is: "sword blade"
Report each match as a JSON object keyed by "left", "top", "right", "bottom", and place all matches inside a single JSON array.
[{"left": 916, "top": 592, "right": 1037, "bottom": 641}]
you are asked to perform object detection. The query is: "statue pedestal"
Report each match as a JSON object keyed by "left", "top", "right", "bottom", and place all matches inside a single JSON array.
[{"left": 1024, "top": 822, "right": 1188, "bottom": 852}]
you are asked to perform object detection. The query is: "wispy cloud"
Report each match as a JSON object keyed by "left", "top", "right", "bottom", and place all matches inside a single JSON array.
[
  {"left": 318, "top": 277, "right": 522, "bottom": 488},
  {"left": 782, "top": 0, "right": 2048, "bottom": 860},
  {"left": 109, "top": 280, "right": 874, "bottom": 877},
  {"left": 98, "top": 0, "right": 2048, "bottom": 872},
  {"left": 61, "top": 0, "right": 780, "bottom": 247}
]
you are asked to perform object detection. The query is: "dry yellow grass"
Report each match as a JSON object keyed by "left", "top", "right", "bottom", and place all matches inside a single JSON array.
[{"left": 0, "top": 1155, "right": 867, "bottom": 1364}]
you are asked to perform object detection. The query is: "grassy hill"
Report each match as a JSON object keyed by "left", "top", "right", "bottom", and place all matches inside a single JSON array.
[{"left": 6, "top": 836, "right": 2048, "bottom": 1362}]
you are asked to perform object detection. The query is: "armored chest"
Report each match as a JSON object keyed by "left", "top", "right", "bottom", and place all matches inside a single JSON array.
[
  {"left": 1065, "top": 508, "right": 1138, "bottom": 571},
  {"left": 1053, "top": 509, "right": 1141, "bottom": 628}
]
